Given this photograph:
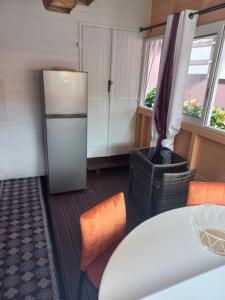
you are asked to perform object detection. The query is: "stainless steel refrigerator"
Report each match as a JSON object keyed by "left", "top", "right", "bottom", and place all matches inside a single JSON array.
[{"left": 43, "top": 70, "right": 87, "bottom": 194}]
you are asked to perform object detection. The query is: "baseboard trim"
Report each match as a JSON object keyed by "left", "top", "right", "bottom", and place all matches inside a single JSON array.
[{"left": 87, "top": 154, "right": 130, "bottom": 171}]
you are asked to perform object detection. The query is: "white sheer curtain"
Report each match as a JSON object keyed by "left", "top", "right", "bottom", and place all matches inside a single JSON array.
[
  {"left": 141, "top": 39, "right": 163, "bottom": 105},
  {"left": 151, "top": 10, "right": 198, "bottom": 150},
  {"left": 146, "top": 40, "right": 162, "bottom": 93}
]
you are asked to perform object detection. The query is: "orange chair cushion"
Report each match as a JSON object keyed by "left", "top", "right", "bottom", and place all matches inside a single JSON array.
[
  {"left": 187, "top": 182, "right": 225, "bottom": 206},
  {"left": 86, "top": 242, "right": 119, "bottom": 288},
  {"left": 80, "top": 192, "right": 126, "bottom": 271}
]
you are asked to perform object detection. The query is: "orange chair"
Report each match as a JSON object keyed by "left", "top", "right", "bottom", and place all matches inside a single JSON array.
[
  {"left": 187, "top": 182, "right": 225, "bottom": 206},
  {"left": 77, "top": 192, "right": 126, "bottom": 298}
]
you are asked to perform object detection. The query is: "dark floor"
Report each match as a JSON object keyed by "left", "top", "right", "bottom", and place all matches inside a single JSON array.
[{"left": 47, "top": 167, "right": 143, "bottom": 300}]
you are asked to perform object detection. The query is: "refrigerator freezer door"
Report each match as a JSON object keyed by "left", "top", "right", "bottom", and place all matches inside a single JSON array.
[
  {"left": 43, "top": 71, "right": 87, "bottom": 115},
  {"left": 46, "top": 118, "right": 87, "bottom": 194}
]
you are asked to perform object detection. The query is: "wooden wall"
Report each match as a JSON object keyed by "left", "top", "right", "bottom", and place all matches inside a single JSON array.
[
  {"left": 135, "top": 107, "right": 225, "bottom": 182},
  {"left": 149, "top": 0, "right": 225, "bottom": 37},
  {"left": 0, "top": 0, "right": 151, "bottom": 180}
]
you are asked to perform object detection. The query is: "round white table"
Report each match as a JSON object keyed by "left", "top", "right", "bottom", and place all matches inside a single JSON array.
[{"left": 99, "top": 207, "right": 225, "bottom": 300}]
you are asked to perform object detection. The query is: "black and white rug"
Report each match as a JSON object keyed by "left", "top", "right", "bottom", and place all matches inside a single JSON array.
[{"left": 0, "top": 177, "right": 60, "bottom": 300}]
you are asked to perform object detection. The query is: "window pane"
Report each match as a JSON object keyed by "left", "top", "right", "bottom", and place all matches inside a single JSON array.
[
  {"left": 208, "top": 39, "right": 225, "bottom": 130},
  {"left": 144, "top": 39, "right": 163, "bottom": 108},
  {"left": 183, "top": 35, "right": 217, "bottom": 118}
]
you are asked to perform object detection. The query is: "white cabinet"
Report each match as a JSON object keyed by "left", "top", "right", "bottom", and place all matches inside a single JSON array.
[{"left": 82, "top": 25, "right": 143, "bottom": 158}]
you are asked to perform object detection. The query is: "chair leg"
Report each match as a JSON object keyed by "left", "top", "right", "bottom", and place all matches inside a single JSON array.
[{"left": 77, "top": 271, "right": 85, "bottom": 300}]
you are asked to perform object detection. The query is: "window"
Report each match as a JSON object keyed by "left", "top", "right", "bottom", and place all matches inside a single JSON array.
[
  {"left": 139, "top": 37, "right": 163, "bottom": 108},
  {"left": 183, "top": 22, "right": 225, "bottom": 131},
  {"left": 206, "top": 37, "right": 225, "bottom": 130},
  {"left": 183, "top": 35, "right": 217, "bottom": 118},
  {"left": 139, "top": 22, "right": 225, "bottom": 132}
]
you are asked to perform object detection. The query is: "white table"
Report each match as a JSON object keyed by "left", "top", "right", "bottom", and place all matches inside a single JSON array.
[
  {"left": 99, "top": 207, "right": 225, "bottom": 300},
  {"left": 142, "top": 265, "right": 225, "bottom": 300}
]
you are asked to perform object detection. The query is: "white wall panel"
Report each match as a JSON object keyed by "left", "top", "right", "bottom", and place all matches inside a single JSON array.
[{"left": 0, "top": 0, "right": 151, "bottom": 180}]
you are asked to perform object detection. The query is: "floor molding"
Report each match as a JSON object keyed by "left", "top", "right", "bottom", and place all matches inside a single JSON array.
[{"left": 87, "top": 154, "right": 130, "bottom": 171}]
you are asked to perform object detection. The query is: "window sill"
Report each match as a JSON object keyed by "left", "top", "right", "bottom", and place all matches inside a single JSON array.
[
  {"left": 138, "top": 105, "right": 154, "bottom": 113},
  {"left": 136, "top": 106, "right": 225, "bottom": 145}
]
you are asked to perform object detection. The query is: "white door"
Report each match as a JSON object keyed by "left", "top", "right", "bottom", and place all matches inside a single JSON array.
[
  {"left": 108, "top": 30, "right": 143, "bottom": 155},
  {"left": 82, "top": 26, "right": 112, "bottom": 158},
  {"left": 82, "top": 26, "right": 143, "bottom": 158}
]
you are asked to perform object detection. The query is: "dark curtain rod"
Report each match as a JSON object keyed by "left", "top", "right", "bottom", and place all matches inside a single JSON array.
[{"left": 140, "top": 2, "right": 225, "bottom": 32}]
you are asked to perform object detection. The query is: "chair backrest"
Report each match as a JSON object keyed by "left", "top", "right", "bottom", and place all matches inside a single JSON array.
[
  {"left": 152, "top": 169, "right": 196, "bottom": 215},
  {"left": 80, "top": 192, "right": 126, "bottom": 271},
  {"left": 187, "top": 182, "right": 225, "bottom": 206}
]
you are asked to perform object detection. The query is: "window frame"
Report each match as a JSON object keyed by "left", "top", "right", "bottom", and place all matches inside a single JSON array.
[
  {"left": 203, "top": 26, "right": 225, "bottom": 131},
  {"left": 138, "top": 20, "right": 225, "bottom": 134},
  {"left": 183, "top": 21, "right": 225, "bottom": 127}
]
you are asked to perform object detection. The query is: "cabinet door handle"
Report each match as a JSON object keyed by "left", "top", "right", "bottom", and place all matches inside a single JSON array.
[{"left": 108, "top": 80, "right": 113, "bottom": 93}]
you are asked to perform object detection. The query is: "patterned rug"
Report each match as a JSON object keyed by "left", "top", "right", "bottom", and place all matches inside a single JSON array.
[{"left": 0, "top": 177, "right": 60, "bottom": 300}]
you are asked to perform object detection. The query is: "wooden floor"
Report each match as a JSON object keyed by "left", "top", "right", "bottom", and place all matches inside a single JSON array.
[{"left": 46, "top": 167, "right": 143, "bottom": 300}]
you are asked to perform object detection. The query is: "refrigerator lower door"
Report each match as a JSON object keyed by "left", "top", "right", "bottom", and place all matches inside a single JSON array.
[{"left": 46, "top": 118, "right": 87, "bottom": 194}]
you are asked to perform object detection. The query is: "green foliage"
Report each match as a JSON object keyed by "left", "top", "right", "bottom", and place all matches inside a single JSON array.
[
  {"left": 145, "top": 88, "right": 225, "bottom": 130},
  {"left": 183, "top": 101, "right": 202, "bottom": 118},
  {"left": 183, "top": 96, "right": 202, "bottom": 118},
  {"left": 183, "top": 97, "right": 225, "bottom": 130},
  {"left": 145, "top": 87, "right": 157, "bottom": 109},
  {"left": 210, "top": 107, "right": 225, "bottom": 130}
]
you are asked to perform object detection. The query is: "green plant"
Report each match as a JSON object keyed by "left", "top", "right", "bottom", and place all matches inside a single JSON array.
[
  {"left": 183, "top": 105, "right": 202, "bottom": 118},
  {"left": 146, "top": 89, "right": 225, "bottom": 130},
  {"left": 183, "top": 96, "right": 225, "bottom": 130},
  {"left": 183, "top": 97, "right": 202, "bottom": 118},
  {"left": 145, "top": 87, "right": 157, "bottom": 108},
  {"left": 210, "top": 107, "right": 225, "bottom": 130}
]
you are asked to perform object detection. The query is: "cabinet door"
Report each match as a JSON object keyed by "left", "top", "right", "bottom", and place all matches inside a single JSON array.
[
  {"left": 82, "top": 26, "right": 112, "bottom": 158},
  {"left": 108, "top": 30, "right": 143, "bottom": 156}
]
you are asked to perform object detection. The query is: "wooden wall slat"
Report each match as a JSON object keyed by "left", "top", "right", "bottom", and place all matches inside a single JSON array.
[
  {"left": 135, "top": 107, "right": 225, "bottom": 182},
  {"left": 149, "top": 0, "right": 225, "bottom": 37}
]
